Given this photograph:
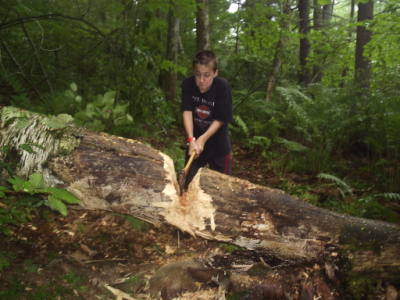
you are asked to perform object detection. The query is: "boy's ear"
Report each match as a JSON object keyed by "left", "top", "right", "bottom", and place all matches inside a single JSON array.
[{"left": 214, "top": 69, "right": 219, "bottom": 77}]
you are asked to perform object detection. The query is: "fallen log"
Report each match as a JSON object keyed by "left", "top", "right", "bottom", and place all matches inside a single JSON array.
[{"left": 1, "top": 106, "right": 400, "bottom": 285}]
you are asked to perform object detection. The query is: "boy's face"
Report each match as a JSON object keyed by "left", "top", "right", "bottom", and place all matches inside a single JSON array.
[{"left": 194, "top": 63, "right": 218, "bottom": 93}]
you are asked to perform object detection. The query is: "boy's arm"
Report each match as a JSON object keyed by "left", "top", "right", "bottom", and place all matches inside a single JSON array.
[
  {"left": 183, "top": 111, "right": 200, "bottom": 156},
  {"left": 183, "top": 111, "right": 194, "bottom": 138},
  {"left": 196, "top": 120, "right": 224, "bottom": 154}
]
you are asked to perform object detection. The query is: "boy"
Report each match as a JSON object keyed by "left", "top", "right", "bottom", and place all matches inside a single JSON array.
[{"left": 181, "top": 50, "right": 233, "bottom": 188}]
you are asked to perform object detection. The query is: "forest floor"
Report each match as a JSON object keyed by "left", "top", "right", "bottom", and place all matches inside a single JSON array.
[{"left": 0, "top": 143, "right": 398, "bottom": 300}]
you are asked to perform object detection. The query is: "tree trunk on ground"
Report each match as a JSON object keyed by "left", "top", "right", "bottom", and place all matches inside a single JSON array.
[
  {"left": 196, "top": 0, "right": 210, "bottom": 51},
  {"left": 355, "top": 0, "right": 374, "bottom": 90},
  {"left": 1, "top": 107, "right": 400, "bottom": 285},
  {"left": 298, "top": 0, "right": 311, "bottom": 84}
]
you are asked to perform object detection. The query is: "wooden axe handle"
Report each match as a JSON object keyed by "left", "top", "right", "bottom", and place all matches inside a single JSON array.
[
  {"left": 178, "top": 151, "right": 196, "bottom": 195},
  {"left": 183, "top": 151, "right": 196, "bottom": 174}
]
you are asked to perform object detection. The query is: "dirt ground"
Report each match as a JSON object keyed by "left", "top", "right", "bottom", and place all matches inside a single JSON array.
[{"left": 1, "top": 207, "right": 229, "bottom": 299}]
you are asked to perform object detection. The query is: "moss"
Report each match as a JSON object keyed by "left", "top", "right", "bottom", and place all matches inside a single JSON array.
[
  {"left": 247, "top": 263, "right": 271, "bottom": 277},
  {"left": 339, "top": 223, "right": 385, "bottom": 253},
  {"left": 345, "top": 275, "right": 379, "bottom": 300},
  {"left": 58, "top": 132, "right": 81, "bottom": 156}
]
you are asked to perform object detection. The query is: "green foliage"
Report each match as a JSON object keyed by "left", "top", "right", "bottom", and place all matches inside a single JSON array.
[
  {"left": 44, "top": 114, "right": 74, "bottom": 130},
  {"left": 231, "top": 115, "right": 272, "bottom": 158},
  {"left": 276, "top": 137, "right": 308, "bottom": 153},
  {"left": 3, "top": 173, "right": 79, "bottom": 217},
  {"left": 0, "top": 165, "right": 80, "bottom": 234},
  {"left": 67, "top": 86, "right": 134, "bottom": 134},
  {"left": 346, "top": 276, "right": 378, "bottom": 300},
  {"left": 162, "top": 141, "right": 185, "bottom": 172},
  {"left": 218, "top": 242, "right": 244, "bottom": 253},
  {"left": 23, "top": 259, "right": 39, "bottom": 273},
  {"left": 317, "top": 173, "right": 353, "bottom": 198},
  {"left": 0, "top": 252, "right": 11, "bottom": 272},
  {"left": 113, "top": 213, "right": 148, "bottom": 232}
]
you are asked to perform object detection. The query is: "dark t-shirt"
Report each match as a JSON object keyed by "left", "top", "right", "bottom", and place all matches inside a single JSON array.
[{"left": 181, "top": 76, "right": 233, "bottom": 156}]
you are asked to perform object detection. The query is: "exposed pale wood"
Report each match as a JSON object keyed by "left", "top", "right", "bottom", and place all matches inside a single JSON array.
[
  {"left": 185, "top": 168, "right": 400, "bottom": 280},
  {"left": 48, "top": 130, "right": 181, "bottom": 226}
]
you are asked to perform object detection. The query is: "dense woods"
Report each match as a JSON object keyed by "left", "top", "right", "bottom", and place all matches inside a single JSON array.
[{"left": 1, "top": 0, "right": 400, "bottom": 299}]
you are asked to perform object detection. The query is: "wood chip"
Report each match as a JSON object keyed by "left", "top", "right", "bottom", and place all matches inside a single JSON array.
[{"left": 104, "top": 284, "right": 137, "bottom": 300}]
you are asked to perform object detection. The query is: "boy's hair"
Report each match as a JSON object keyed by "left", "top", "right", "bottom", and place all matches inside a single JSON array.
[{"left": 192, "top": 50, "right": 218, "bottom": 72}]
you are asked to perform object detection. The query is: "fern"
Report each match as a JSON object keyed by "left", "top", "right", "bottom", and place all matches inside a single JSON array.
[
  {"left": 377, "top": 193, "right": 400, "bottom": 201},
  {"left": 276, "top": 137, "right": 308, "bottom": 152},
  {"left": 233, "top": 115, "right": 249, "bottom": 137},
  {"left": 317, "top": 173, "right": 353, "bottom": 197},
  {"left": 276, "top": 85, "right": 312, "bottom": 127}
]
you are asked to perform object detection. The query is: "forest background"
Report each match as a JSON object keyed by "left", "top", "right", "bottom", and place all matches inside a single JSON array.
[{"left": 1, "top": 0, "right": 399, "bottom": 223}]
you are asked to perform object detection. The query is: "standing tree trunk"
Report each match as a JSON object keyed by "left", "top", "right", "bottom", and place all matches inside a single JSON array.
[
  {"left": 354, "top": 0, "right": 374, "bottom": 90},
  {"left": 161, "top": 1, "right": 180, "bottom": 101},
  {"left": 298, "top": 0, "right": 311, "bottom": 84},
  {"left": 233, "top": 0, "right": 242, "bottom": 54},
  {"left": 322, "top": 0, "right": 334, "bottom": 25},
  {"left": 196, "top": 0, "right": 210, "bottom": 51},
  {"left": 312, "top": 0, "right": 323, "bottom": 82},
  {"left": 266, "top": 0, "right": 290, "bottom": 101},
  {"left": 312, "top": 0, "right": 334, "bottom": 82},
  {"left": 339, "top": 0, "right": 356, "bottom": 87}
]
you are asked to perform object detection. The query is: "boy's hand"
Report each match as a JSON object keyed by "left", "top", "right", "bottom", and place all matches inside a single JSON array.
[
  {"left": 189, "top": 140, "right": 203, "bottom": 158},
  {"left": 196, "top": 136, "right": 205, "bottom": 155}
]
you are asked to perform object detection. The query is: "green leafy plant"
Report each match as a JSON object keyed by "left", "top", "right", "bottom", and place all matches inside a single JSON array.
[
  {"left": 218, "top": 242, "right": 244, "bottom": 253},
  {"left": 5, "top": 173, "right": 80, "bottom": 217},
  {"left": 113, "top": 213, "right": 148, "bottom": 232},
  {"left": 0, "top": 252, "right": 11, "bottom": 272},
  {"left": 74, "top": 89, "right": 133, "bottom": 133},
  {"left": 317, "top": 173, "right": 353, "bottom": 198},
  {"left": 231, "top": 115, "right": 272, "bottom": 158},
  {"left": 0, "top": 171, "right": 80, "bottom": 234}
]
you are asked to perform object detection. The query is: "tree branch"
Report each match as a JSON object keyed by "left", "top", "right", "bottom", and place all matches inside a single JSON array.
[
  {"left": 20, "top": 22, "right": 54, "bottom": 94},
  {"left": 0, "top": 14, "right": 106, "bottom": 37},
  {"left": 0, "top": 39, "right": 42, "bottom": 99}
]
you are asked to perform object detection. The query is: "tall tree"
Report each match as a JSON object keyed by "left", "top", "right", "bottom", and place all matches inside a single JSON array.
[
  {"left": 266, "top": 0, "right": 291, "bottom": 101},
  {"left": 354, "top": 0, "right": 374, "bottom": 90},
  {"left": 196, "top": 0, "right": 210, "bottom": 51},
  {"left": 298, "top": 0, "right": 311, "bottom": 84},
  {"left": 312, "top": 0, "right": 334, "bottom": 82},
  {"left": 161, "top": 1, "right": 181, "bottom": 101}
]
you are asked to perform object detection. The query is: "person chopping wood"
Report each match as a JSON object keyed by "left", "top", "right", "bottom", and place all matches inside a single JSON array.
[{"left": 181, "top": 50, "right": 233, "bottom": 189}]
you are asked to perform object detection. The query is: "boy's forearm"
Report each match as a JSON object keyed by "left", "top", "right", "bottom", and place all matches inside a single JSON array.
[
  {"left": 182, "top": 111, "right": 194, "bottom": 137},
  {"left": 198, "top": 120, "right": 223, "bottom": 143}
]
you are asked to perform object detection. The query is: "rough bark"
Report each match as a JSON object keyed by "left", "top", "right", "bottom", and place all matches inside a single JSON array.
[
  {"left": 266, "top": 0, "right": 290, "bottom": 101},
  {"left": 196, "top": 0, "right": 210, "bottom": 51},
  {"left": 1, "top": 107, "right": 399, "bottom": 283},
  {"left": 355, "top": 0, "right": 374, "bottom": 90},
  {"left": 161, "top": 1, "right": 180, "bottom": 102},
  {"left": 186, "top": 169, "right": 400, "bottom": 280},
  {"left": 298, "top": 0, "right": 311, "bottom": 84},
  {"left": 311, "top": 0, "right": 334, "bottom": 83}
]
